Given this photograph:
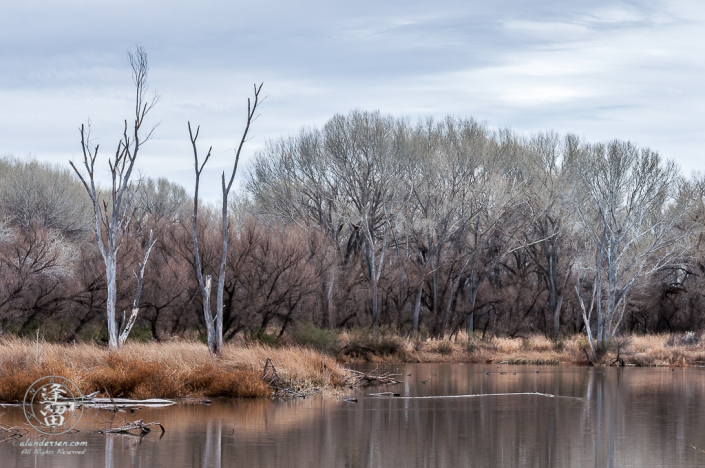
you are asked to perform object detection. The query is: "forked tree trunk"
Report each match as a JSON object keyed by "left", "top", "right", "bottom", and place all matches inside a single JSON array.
[
  {"left": 189, "top": 83, "right": 262, "bottom": 356},
  {"left": 70, "top": 47, "right": 159, "bottom": 352}
]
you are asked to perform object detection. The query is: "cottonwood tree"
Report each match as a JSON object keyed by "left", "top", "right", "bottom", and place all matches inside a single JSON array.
[
  {"left": 435, "top": 127, "right": 532, "bottom": 337},
  {"left": 70, "top": 47, "right": 158, "bottom": 351},
  {"left": 248, "top": 129, "right": 345, "bottom": 329},
  {"left": 522, "top": 132, "right": 574, "bottom": 337},
  {"left": 249, "top": 111, "right": 412, "bottom": 331},
  {"left": 404, "top": 118, "right": 485, "bottom": 334},
  {"left": 189, "top": 83, "right": 262, "bottom": 356},
  {"left": 324, "top": 111, "right": 411, "bottom": 330},
  {"left": 568, "top": 140, "right": 694, "bottom": 353}
]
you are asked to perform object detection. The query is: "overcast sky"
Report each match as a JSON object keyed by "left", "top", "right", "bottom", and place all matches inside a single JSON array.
[{"left": 2, "top": 0, "right": 704, "bottom": 200}]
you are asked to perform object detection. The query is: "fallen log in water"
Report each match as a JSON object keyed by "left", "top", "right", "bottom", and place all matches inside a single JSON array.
[
  {"left": 397, "top": 392, "right": 584, "bottom": 400},
  {"left": 80, "top": 397, "right": 177, "bottom": 411},
  {"left": 84, "top": 398, "right": 176, "bottom": 406}
]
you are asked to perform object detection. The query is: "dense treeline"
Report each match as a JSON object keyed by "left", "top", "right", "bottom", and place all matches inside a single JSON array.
[{"left": 1, "top": 111, "right": 704, "bottom": 344}]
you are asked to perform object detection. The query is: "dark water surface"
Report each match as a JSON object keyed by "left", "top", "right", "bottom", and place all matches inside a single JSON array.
[{"left": 2, "top": 364, "right": 705, "bottom": 467}]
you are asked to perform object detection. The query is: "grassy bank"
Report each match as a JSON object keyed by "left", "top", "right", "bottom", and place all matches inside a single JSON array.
[
  {"left": 0, "top": 338, "right": 350, "bottom": 402},
  {"left": 289, "top": 325, "right": 705, "bottom": 367},
  {"left": 3, "top": 331, "right": 703, "bottom": 402}
]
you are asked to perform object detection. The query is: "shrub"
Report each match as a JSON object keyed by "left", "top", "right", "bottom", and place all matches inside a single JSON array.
[
  {"left": 464, "top": 341, "right": 476, "bottom": 354},
  {"left": 344, "top": 327, "right": 404, "bottom": 357},
  {"left": 291, "top": 323, "right": 338, "bottom": 353},
  {"left": 435, "top": 340, "right": 453, "bottom": 355},
  {"left": 247, "top": 329, "right": 280, "bottom": 347}
]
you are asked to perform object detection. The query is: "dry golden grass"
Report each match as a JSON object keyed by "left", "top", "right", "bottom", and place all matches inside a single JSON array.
[
  {"left": 2, "top": 332, "right": 702, "bottom": 402},
  {"left": 0, "top": 338, "right": 350, "bottom": 402},
  {"left": 334, "top": 332, "right": 705, "bottom": 367}
]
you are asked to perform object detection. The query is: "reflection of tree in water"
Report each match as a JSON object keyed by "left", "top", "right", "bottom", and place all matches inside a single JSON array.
[
  {"left": 105, "top": 433, "right": 141, "bottom": 468},
  {"left": 12, "top": 366, "right": 705, "bottom": 467},
  {"left": 202, "top": 418, "right": 222, "bottom": 468}
]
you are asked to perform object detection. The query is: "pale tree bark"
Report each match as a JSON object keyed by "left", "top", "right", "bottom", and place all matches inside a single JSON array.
[
  {"left": 362, "top": 213, "right": 390, "bottom": 330},
  {"left": 70, "top": 46, "right": 159, "bottom": 352},
  {"left": 188, "top": 122, "right": 216, "bottom": 354},
  {"left": 406, "top": 118, "right": 490, "bottom": 336},
  {"left": 189, "top": 84, "right": 262, "bottom": 356},
  {"left": 248, "top": 111, "right": 410, "bottom": 332},
  {"left": 216, "top": 83, "right": 263, "bottom": 351},
  {"left": 445, "top": 171, "right": 533, "bottom": 338},
  {"left": 324, "top": 111, "right": 410, "bottom": 332},
  {"left": 118, "top": 230, "right": 157, "bottom": 347},
  {"left": 569, "top": 140, "right": 695, "bottom": 348},
  {"left": 575, "top": 280, "right": 597, "bottom": 361}
]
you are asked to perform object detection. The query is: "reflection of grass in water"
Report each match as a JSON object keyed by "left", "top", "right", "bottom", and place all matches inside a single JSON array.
[{"left": 0, "top": 338, "right": 350, "bottom": 402}]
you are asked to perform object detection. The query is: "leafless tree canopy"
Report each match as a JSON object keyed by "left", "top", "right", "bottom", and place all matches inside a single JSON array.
[{"left": 1, "top": 109, "right": 703, "bottom": 344}]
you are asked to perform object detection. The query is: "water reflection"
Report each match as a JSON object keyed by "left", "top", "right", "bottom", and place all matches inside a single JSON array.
[{"left": 2, "top": 365, "right": 705, "bottom": 467}]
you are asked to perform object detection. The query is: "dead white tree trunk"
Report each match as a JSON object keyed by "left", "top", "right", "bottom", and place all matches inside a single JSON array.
[
  {"left": 575, "top": 280, "right": 597, "bottom": 361},
  {"left": 70, "top": 46, "right": 159, "bottom": 352},
  {"left": 118, "top": 230, "right": 157, "bottom": 347},
  {"left": 189, "top": 83, "right": 262, "bottom": 356},
  {"left": 216, "top": 83, "right": 263, "bottom": 352},
  {"left": 188, "top": 123, "right": 217, "bottom": 355}
]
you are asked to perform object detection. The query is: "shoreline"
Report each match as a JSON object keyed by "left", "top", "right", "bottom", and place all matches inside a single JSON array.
[
  {"left": 1, "top": 333, "right": 703, "bottom": 402},
  {"left": 0, "top": 338, "right": 348, "bottom": 403},
  {"left": 331, "top": 331, "right": 705, "bottom": 367}
]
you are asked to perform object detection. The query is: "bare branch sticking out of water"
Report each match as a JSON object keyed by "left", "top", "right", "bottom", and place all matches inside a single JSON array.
[
  {"left": 96, "top": 419, "right": 165, "bottom": 435},
  {"left": 0, "top": 424, "right": 29, "bottom": 443}
]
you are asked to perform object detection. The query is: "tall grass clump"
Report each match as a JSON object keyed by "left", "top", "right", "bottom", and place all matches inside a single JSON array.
[{"left": 0, "top": 338, "right": 350, "bottom": 402}]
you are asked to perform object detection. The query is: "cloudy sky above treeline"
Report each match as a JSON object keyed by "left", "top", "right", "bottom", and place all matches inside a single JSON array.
[{"left": 2, "top": 0, "right": 704, "bottom": 200}]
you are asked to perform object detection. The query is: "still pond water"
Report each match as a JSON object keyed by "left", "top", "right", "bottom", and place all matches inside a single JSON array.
[{"left": 2, "top": 363, "right": 705, "bottom": 467}]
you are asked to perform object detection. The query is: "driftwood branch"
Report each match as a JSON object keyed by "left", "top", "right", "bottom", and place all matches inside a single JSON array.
[
  {"left": 262, "top": 357, "right": 306, "bottom": 398},
  {"left": 0, "top": 424, "right": 29, "bottom": 443},
  {"left": 347, "top": 368, "right": 402, "bottom": 387},
  {"left": 101, "top": 379, "right": 120, "bottom": 412},
  {"left": 96, "top": 419, "right": 165, "bottom": 435}
]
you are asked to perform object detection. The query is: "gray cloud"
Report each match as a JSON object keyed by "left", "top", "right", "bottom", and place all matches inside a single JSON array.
[{"left": 1, "top": 0, "right": 704, "bottom": 200}]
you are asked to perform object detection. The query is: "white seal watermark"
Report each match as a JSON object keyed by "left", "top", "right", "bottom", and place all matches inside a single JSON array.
[{"left": 23, "top": 376, "right": 84, "bottom": 435}]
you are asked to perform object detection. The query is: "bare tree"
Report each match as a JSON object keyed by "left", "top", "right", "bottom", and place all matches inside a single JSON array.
[
  {"left": 189, "top": 83, "right": 262, "bottom": 356},
  {"left": 0, "top": 158, "right": 92, "bottom": 238},
  {"left": 248, "top": 129, "right": 344, "bottom": 329},
  {"left": 522, "top": 132, "right": 574, "bottom": 338},
  {"left": 568, "top": 140, "right": 694, "bottom": 350},
  {"left": 324, "top": 111, "right": 411, "bottom": 330},
  {"left": 70, "top": 46, "right": 159, "bottom": 351},
  {"left": 437, "top": 127, "right": 531, "bottom": 337},
  {"left": 404, "top": 118, "right": 482, "bottom": 334}
]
